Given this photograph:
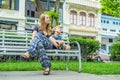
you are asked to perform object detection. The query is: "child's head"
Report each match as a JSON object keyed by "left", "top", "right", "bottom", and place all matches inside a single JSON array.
[{"left": 52, "top": 26, "right": 62, "bottom": 34}]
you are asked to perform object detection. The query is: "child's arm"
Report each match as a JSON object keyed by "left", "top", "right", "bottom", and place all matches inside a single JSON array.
[
  {"left": 56, "top": 40, "right": 64, "bottom": 45},
  {"left": 49, "top": 37, "right": 59, "bottom": 48}
]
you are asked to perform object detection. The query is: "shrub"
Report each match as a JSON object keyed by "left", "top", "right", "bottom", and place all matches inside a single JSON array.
[
  {"left": 110, "top": 42, "right": 120, "bottom": 61},
  {"left": 69, "top": 37, "right": 100, "bottom": 61}
]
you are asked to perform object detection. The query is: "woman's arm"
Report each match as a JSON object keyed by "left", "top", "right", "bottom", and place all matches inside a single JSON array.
[{"left": 32, "top": 30, "right": 37, "bottom": 40}]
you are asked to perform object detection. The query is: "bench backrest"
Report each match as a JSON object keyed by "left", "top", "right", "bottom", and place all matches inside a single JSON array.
[{"left": 0, "top": 30, "right": 70, "bottom": 55}]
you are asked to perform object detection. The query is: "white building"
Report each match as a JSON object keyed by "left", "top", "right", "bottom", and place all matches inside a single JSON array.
[
  {"left": 0, "top": 0, "right": 26, "bottom": 30},
  {"left": 63, "top": 0, "right": 101, "bottom": 41},
  {"left": 0, "top": 0, "right": 64, "bottom": 31},
  {"left": 101, "top": 15, "right": 120, "bottom": 52}
]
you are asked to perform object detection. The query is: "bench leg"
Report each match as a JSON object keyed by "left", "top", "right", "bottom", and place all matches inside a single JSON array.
[
  {"left": 66, "top": 55, "right": 70, "bottom": 71},
  {"left": 78, "top": 52, "right": 82, "bottom": 73}
]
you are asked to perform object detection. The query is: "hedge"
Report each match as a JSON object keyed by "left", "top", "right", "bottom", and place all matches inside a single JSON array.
[
  {"left": 69, "top": 37, "right": 100, "bottom": 61},
  {"left": 110, "top": 42, "right": 120, "bottom": 61}
]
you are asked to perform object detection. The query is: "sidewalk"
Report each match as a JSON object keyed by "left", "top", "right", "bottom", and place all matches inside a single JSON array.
[{"left": 0, "top": 71, "right": 120, "bottom": 80}]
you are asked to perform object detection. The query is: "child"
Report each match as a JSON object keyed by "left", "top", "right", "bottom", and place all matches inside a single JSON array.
[{"left": 49, "top": 26, "right": 70, "bottom": 50}]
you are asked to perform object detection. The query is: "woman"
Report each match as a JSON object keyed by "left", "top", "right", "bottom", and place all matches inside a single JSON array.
[{"left": 22, "top": 13, "right": 52, "bottom": 75}]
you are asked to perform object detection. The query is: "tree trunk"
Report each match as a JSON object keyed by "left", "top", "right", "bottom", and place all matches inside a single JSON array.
[
  {"left": 54, "top": 0, "right": 60, "bottom": 13},
  {"left": 52, "top": 0, "right": 60, "bottom": 27},
  {"left": 35, "top": 0, "right": 43, "bottom": 16}
]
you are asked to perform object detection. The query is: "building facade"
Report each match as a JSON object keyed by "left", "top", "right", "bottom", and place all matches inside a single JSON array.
[
  {"left": 0, "top": 0, "right": 64, "bottom": 31},
  {"left": 25, "top": 0, "right": 64, "bottom": 30},
  {"left": 101, "top": 15, "right": 120, "bottom": 52},
  {"left": 0, "top": 0, "right": 26, "bottom": 30},
  {"left": 63, "top": 0, "right": 101, "bottom": 41}
]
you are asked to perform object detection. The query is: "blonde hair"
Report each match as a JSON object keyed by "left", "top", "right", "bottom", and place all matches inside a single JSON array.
[
  {"left": 51, "top": 26, "right": 60, "bottom": 34},
  {"left": 39, "top": 13, "right": 51, "bottom": 36}
]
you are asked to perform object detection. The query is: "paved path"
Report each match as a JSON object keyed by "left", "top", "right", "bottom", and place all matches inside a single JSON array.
[{"left": 0, "top": 71, "right": 120, "bottom": 80}]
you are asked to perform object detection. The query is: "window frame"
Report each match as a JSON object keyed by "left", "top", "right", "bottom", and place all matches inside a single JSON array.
[
  {"left": 70, "top": 10, "right": 77, "bottom": 24},
  {"left": 79, "top": 12, "right": 86, "bottom": 26},
  {"left": 88, "top": 13, "right": 95, "bottom": 27}
]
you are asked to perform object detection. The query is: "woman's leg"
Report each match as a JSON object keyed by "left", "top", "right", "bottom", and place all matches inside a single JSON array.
[
  {"left": 37, "top": 41, "right": 51, "bottom": 68},
  {"left": 27, "top": 33, "right": 52, "bottom": 55},
  {"left": 22, "top": 33, "right": 52, "bottom": 59},
  {"left": 28, "top": 33, "right": 52, "bottom": 74}
]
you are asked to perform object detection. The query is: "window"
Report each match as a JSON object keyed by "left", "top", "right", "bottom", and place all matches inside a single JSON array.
[
  {"left": 79, "top": 12, "right": 86, "bottom": 26},
  {"left": 107, "top": 21, "right": 109, "bottom": 24},
  {"left": 0, "top": 0, "right": 19, "bottom": 10},
  {"left": 116, "top": 22, "right": 118, "bottom": 25},
  {"left": 109, "top": 38, "right": 113, "bottom": 43},
  {"left": 102, "top": 28, "right": 107, "bottom": 31},
  {"left": 110, "top": 29, "right": 116, "bottom": 32},
  {"left": 70, "top": 10, "right": 77, "bottom": 24},
  {"left": 101, "top": 20, "right": 102, "bottom": 23},
  {"left": 0, "top": 24, "right": 17, "bottom": 30},
  {"left": 0, "top": 0, "right": 2, "bottom": 8},
  {"left": 0, "top": 0, "right": 9, "bottom": 9},
  {"left": 88, "top": 13, "right": 95, "bottom": 27},
  {"left": 41, "top": 1, "right": 48, "bottom": 11},
  {"left": 101, "top": 44, "right": 106, "bottom": 50},
  {"left": 27, "top": 10, "right": 30, "bottom": 16},
  {"left": 113, "top": 22, "right": 115, "bottom": 24},
  {"left": 104, "top": 20, "right": 105, "bottom": 23},
  {"left": 31, "top": 11, "right": 35, "bottom": 17},
  {"left": 108, "top": 46, "right": 111, "bottom": 53},
  {"left": 59, "top": 8, "right": 63, "bottom": 22}
]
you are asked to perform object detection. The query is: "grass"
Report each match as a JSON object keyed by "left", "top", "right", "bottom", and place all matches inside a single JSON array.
[{"left": 0, "top": 61, "right": 120, "bottom": 75}]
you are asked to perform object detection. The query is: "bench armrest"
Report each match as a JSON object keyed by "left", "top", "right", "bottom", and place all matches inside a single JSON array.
[{"left": 65, "top": 41, "right": 80, "bottom": 50}]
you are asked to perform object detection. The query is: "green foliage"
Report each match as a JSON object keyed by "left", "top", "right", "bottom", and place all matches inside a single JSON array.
[
  {"left": 30, "top": 0, "right": 35, "bottom": 2},
  {"left": 110, "top": 42, "right": 120, "bottom": 61},
  {"left": 115, "top": 34, "right": 120, "bottom": 42},
  {"left": 44, "top": 11, "right": 59, "bottom": 27},
  {"left": 69, "top": 37, "right": 100, "bottom": 58},
  {"left": 100, "top": 0, "right": 120, "bottom": 17}
]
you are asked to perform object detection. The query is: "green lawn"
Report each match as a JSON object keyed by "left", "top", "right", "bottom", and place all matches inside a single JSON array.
[{"left": 0, "top": 61, "right": 120, "bottom": 75}]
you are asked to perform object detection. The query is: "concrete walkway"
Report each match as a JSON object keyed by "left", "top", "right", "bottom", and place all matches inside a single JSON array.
[{"left": 0, "top": 71, "right": 120, "bottom": 80}]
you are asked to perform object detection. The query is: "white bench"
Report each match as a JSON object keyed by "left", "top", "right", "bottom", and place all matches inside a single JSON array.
[{"left": 0, "top": 30, "right": 82, "bottom": 72}]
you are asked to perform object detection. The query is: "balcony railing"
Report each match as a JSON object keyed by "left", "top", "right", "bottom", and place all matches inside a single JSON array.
[
  {"left": 26, "top": 17, "right": 39, "bottom": 24},
  {"left": 66, "top": 0, "right": 100, "bottom": 9},
  {"left": 0, "top": 9, "right": 24, "bottom": 19}
]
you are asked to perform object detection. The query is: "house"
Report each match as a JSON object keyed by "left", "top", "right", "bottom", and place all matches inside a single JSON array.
[
  {"left": 0, "top": 0, "right": 64, "bottom": 31},
  {"left": 62, "top": 0, "right": 101, "bottom": 42},
  {"left": 0, "top": 0, "right": 26, "bottom": 30},
  {"left": 101, "top": 15, "right": 120, "bottom": 52}
]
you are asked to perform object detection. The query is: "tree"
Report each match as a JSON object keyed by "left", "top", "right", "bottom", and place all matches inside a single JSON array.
[
  {"left": 35, "top": 0, "right": 43, "bottom": 15},
  {"left": 30, "top": 0, "right": 60, "bottom": 27},
  {"left": 52, "top": 0, "right": 60, "bottom": 27},
  {"left": 115, "top": 34, "right": 120, "bottom": 42},
  {"left": 110, "top": 42, "right": 120, "bottom": 61},
  {"left": 31, "top": 0, "right": 43, "bottom": 15},
  {"left": 100, "top": 0, "right": 120, "bottom": 17}
]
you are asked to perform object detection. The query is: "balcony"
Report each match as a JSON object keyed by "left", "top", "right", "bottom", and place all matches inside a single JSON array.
[
  {"left": 66, "top": 0, "right": 100, "bottom": 9},
  {"left": 69, "top": 25, "right": 99, "bottom": 34},
  {"left": 0, "top": 9, "right": 24, "bottom": 19}
]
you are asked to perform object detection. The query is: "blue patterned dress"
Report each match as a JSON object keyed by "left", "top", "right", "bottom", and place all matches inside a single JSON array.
[{"left": 27, "top": 25, "right": 53, "bottom": 68}]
